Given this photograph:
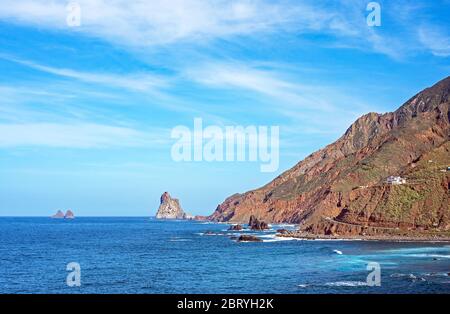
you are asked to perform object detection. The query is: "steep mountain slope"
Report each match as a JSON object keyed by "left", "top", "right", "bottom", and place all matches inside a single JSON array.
[{"left": 209, "top": 77, "right": 450, "bottom": 237}]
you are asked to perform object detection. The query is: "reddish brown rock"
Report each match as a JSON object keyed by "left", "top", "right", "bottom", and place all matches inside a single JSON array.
[
  {"left": 194, "top": 215, "right": 209, "bottom": 221},
  {"left": 51, "top": 210, "right": 65, "bottom": 219},
  {"left": 156, "top": 192, "right": 191, "bottom": 219},
  {"left": 248, "top": 215, "right": 269, "bottom": 230},
  {"left": 64, "top": 210, "right": 75, "bottom": 219},
  {"left": 228, "top": 224, "right": 243, "bottom": 231},
  {"left": 237, "top": 235, "right": 262, "bottom": 242},
  {"left": 208, "top": 76, "right": 450, "bottom": 238}
]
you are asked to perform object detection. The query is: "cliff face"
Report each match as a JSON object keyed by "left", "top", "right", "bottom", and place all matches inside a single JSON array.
[
  {"left": 156, "top": 192, "right": 188, "bottom": 219},
  {"left": 209, "top": 77, "right": 450, "bottom": 237}
]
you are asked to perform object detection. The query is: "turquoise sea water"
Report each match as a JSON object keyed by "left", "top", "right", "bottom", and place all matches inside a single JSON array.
[{"left": 0, "top": 217, "right": 449, "bottom": 294}]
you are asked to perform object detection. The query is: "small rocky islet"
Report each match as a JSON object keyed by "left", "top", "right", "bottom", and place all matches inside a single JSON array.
[
  {"left": 237, "top": 235, "right": 263, "bottom": 242},
  {"left": 51, "top": 209, "right": 75, "bottom": 219},
  {"left": 155, "top": 192, "right": 193, "bottom": 220}
]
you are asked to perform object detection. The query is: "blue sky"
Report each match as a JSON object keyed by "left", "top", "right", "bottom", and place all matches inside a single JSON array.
[{"left": 0, "top": 0, "right": 449, "bottom": 216}]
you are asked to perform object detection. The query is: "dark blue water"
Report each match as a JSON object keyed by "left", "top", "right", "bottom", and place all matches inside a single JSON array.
[{"left": 0, "top": 217, "right": 449, "bottom": 294}]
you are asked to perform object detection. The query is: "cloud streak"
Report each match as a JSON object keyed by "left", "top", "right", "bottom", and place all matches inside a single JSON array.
[
  {"left": 1, "top": 55, "right": 168, "bottom": 92},
  {"left": 0, "top": 123, "right": 169, "bottom": 148},
  {"left": 1, "top": 0, "right": 444, "bottom": 59},
  {"left": 418, "top": 25, "right": 450, "bottom": 57},
  {"left": 0, "top": 0, "right": 312, "bottom": 45},
  {"left": 185, "top": 61, "right": 357, "bottom": 113}
]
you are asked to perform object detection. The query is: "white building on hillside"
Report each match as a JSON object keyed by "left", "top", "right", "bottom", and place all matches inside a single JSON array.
[{"left": 386, "top": 176, "right": 406, "bottom": 185}]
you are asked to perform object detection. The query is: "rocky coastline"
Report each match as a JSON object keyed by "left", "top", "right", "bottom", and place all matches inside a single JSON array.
[
  {"left": 207, "top": 77, "right": 450, "bottom": 240},
  {"left": 275, "top": 229, "right": 450, "bottom": 242}
]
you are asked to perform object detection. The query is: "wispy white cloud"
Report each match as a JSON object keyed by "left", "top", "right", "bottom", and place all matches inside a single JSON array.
[
  {"left": 0, "top": 0, "right": 316, "bottom": 45},
  {"left": 0, "top": 0, "right": 430, "bottom": 59},
  {"left": 0, "top": 61, "right": 238, "bottom": 128},
  {"left": 184, "top": 61, "right": 360, "bottom": 113},
  {"left": 418, "top": 26, "right": 450, "bottom": 57},
  {"left": 0, "top": 123, "right": 169, "bottom": 148},
  {"left": 1, "top": 55, "right": 168, "bottom": 92},
  {"left": 0, "top": 82, "right": 175, "bottom": 149},
  {"left": 186, "top": 63, "right": 298, "bottom": 93}
]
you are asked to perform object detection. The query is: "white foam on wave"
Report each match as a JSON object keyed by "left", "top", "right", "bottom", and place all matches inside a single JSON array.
[
  {"left": 262, "top": 237, "right": 298, "bottom": 242},
  {"left": 383, "top": 246, "right": 450, "bottom": 254},
  {"left": 409, "top": 253, "right": 450, "bottom": 259},
  {"left": 324, "top": 281, "right": 368, "bottom": 287},
  {"left": 390, "top": 273, "right": 427, "bottom": 282},
  {"left": 423, "top": 272, "right": 450, "bottom": 277},
  {"left": 197, "top": 232, "right": 226, "bottom": 236},
  {"left": 259, "top": 234, "right": 365, "bottom": 242},
  {"left": 259, "top": 234, "right": 303, "bottom": 242},
  {"left": 169, "top": 238, "right": 192, "bottom": 242}
]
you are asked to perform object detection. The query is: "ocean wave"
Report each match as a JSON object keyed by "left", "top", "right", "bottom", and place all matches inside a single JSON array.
[
  {"left": 197, "top": 232, "right": 227, "bottom": 236},
  {"left": 324, "top": 281, "right": 368, "bottom": 287},
  {"left": 409, "top": 254, "right": 450, "bottom": 259},
  {"left": 221, "top": 228, "right": 276, "bottom": 233},
  {"left": 422, "top": 272, "right": 450, "bottom": 277},
  {"left": 383, "top": 246, "right": 450, "bottom": 254},
  {"left": 260, "top": 234, "right": 302, "bottom": 242},
  {"left": 390, "top": 273, "right": 426, "bottom": 281},
  {"left": 262, "top": 237, "right": 299, "bottom": 242},
  {"left": 168, "top": 238, "right": 192, "bottom": 242}
]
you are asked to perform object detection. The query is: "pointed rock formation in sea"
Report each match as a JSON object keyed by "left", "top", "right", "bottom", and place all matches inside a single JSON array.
[
  {"left": 51, "top": 210, "right": 65, "bottom": 219},
  {"left": 248, "top": 215, "right": 269, "bottom": 230},
  {"left": 208, "top": 76, "right": 450, "bottom": 238},
  {"left": 65, "top": 210, "right": 75, "bottom": 219},
  {"left": 156, "top": 192, "right": 190, "bottom": 219}
]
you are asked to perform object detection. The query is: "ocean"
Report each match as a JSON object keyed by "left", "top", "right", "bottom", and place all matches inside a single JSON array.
[{"left": 0, "top": 217, "right": 449, "bottom": 294}]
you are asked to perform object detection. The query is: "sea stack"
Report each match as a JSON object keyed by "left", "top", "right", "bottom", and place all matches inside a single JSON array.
[
  {"left": 156, "top": 192, "right": 190, "bottom": 219},
  {"left": 248, "top": 215, "right": 269, "bottom": 230},
  {"left": 51, "top": 209, "right": 75, "bottom": 219},
  {"left": 51, "top": 210, "right": 65, "bottom": 219},
  {"left": 65, "top": 210, "right": 75, "bottom": 219}
]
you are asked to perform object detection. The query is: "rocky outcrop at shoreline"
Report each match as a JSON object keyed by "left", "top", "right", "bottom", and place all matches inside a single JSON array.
[
  {"left": 248, "top": 215, "right": 269, "bottom": 230},
  {"left": 276, "top": 230, "right": 450, "bottom": 242},
  {"left": 228, "top": 224, "right": 243, "bottom": 231},
  {"left": 238, "top": 235, "right": 262, "bottom": 242}
]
